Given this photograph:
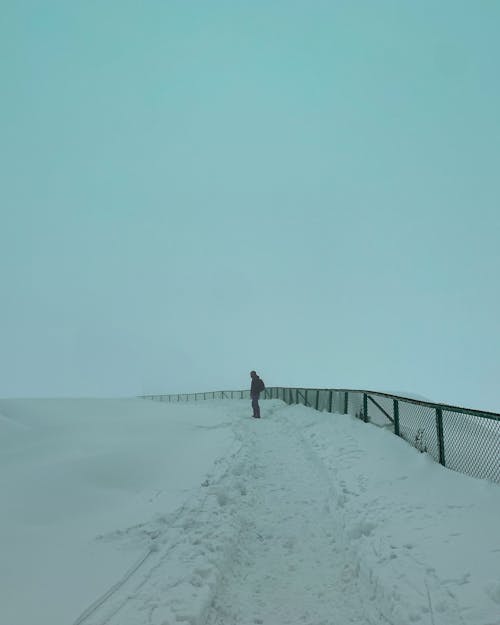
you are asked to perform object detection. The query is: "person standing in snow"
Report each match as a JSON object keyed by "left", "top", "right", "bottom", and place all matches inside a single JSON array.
[{"left": 250, "top": 370, "right": 265, "bottom": 419}]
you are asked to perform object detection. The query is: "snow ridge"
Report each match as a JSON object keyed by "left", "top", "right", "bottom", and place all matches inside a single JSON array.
[
  {"left": 75, "top": 400, "right": 499, "bottom": 625},
  {"left": 2, "top": 398, "right": 497, "bottom": 625}
]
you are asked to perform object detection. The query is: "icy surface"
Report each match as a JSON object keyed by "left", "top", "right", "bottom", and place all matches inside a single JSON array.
[{"left": 0, "top": 398, "right": 498, "bottom": 625}]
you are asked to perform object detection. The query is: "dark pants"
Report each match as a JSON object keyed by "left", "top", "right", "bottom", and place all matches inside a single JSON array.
[{"left": 251, "top": 393, "right": 260, "bottom": 418}]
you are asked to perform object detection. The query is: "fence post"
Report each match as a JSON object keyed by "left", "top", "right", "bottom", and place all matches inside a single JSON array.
[
  {"left": 363, "top": 393, "right": 369, "bottom": 422},
  {"left": 435, "top": 408, "right": 446, "bottom": 466},
  {"left": 344, "top": 392, "right": 348, "bottom": 415},
  {"left": 305, "top": 389, "right": 308, "bottom": 407},
  {"left": 315, "top": 390, "right": 320, "bottom": 411},
  {"left": 328, "top": 390, "right": 333, "bottom": 413},
  {"left": 393, "top": 400, "right": 400, "bottom": 436}
]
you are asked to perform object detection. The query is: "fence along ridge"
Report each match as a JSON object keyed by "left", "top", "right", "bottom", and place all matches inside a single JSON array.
[
  {"left": 282, "top": 387, "right": 500, "bottom": 421},
  {"left": 140, "top": 386, "right": 500, "bottom": 484},
  {"left": 140, "top": 386, "right": 500, "bottom": 422}
]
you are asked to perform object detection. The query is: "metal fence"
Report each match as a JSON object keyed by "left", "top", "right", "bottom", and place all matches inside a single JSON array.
[{"left": 141, "top": 388, "right": 500, "bottom": 483}]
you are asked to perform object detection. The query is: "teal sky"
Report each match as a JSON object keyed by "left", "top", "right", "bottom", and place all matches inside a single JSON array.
[{"left": 2, "top": 1, "right": 499, "bottom": 410}]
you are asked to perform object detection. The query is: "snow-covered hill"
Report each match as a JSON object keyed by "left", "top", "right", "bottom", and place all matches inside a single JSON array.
[{"left": 0, "top": 398, "right": 498, "bottom": 625}]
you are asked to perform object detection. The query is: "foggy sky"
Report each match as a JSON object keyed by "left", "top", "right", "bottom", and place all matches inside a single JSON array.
[{"left": 2, "top": 1, "right": 500, "bottom": 411}]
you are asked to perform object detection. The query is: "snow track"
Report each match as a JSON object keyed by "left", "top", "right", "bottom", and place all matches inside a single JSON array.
[{"left": 77, "top": 432, "right": 247, "bottom": 625}]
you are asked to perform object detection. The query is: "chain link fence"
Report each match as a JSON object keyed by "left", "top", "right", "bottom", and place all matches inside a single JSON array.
[{"left": 141, "top": 387, "right": 500, "bottom": 483}]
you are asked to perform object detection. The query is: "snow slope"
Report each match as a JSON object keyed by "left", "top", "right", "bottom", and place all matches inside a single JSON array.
[{"left": 0, "top": 398, "right": 498, "bottom": 625}]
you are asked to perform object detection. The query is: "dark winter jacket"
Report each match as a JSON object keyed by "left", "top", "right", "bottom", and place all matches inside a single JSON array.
[{"left": 251, "top": 375, "right": 265, "bottom": 396}]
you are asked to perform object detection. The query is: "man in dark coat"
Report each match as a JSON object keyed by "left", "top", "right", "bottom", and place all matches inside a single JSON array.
[{"left": 250, "top": 370, "right": 265, "bottom": 418}]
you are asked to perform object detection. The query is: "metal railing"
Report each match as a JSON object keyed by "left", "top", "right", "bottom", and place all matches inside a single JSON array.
[{"left": 140, "top": 388, "right": 500, "bottom": 483}]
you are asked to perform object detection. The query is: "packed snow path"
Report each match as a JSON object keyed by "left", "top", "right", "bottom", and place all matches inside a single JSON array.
[
  {"left": 73, "top": 400, "right": 498, "bottom": 625},
  {"left": 204, "top": 409, "right": 373, "bottom": 624}
]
